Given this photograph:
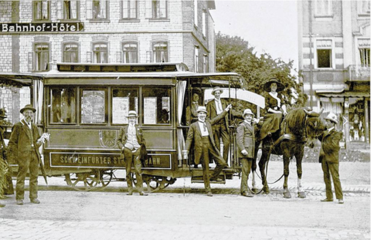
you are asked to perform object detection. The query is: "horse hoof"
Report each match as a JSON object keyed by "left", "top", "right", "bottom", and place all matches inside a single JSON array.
[
  {"left": 298, "top": 192, "right": 306, "bottom": 198},
  {"left": 252, "top": 188, "right": 259, "bottom": 194},
  {"left": 263, "top": 187, "right": 270, "bottom": 194},
  {"left": 283, "top": 191, "right": 291, "bottom": 199}
]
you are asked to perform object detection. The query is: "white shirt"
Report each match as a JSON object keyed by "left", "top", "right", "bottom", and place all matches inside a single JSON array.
[
  {"left": 198, "top": 121, "right": 209, "bottom": 136},
  {"left": 214, "top": 99, "right": 223, "bottom": 114},
  {"left": 127, "top": 124, "right": 140, "bottom": 149},
  {"left": 327, "top": 127, "right": 334, "bottom": 133}
]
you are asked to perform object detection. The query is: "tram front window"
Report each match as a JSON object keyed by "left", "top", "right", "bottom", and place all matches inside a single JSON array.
[
  {"left": 142, "top": 87, "right": 171, "bottom": 125},
  {"left": 81, "top": 89, "right": 106, "bottom": 124},
  {"left": 50, "top": 88, "right": 76, "bottom": 124},
  {"left": 112, "top": 88, "right": 139, "bottom": 124}
]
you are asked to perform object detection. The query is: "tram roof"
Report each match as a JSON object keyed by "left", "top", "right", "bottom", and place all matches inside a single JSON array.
[{"left": 0, "top": 72, "right": 41, "bottom": 87}]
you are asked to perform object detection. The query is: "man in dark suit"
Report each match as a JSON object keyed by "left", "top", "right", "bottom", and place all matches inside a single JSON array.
[
  {"left": 183, "top": 105, "right": 231, "bottom": 197},
  {"left": 236, "top": 109, "right": 259, "bottom": 197},
  {"left": 206, "top": 87, "right": 230, "bottom": 164},
  {"left": 8, "top": 104, "right": 46, "bottom": 205},
  {"left": 117, "top": 111, "right": 148, "bottom": 196},
  {"left": 318, "top": 112, "right": 344, "bottom": 204}
]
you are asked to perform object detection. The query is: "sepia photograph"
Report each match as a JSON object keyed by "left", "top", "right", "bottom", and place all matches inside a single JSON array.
[{"left": 0, "top": 0, "right": 369, "bottom": 239}]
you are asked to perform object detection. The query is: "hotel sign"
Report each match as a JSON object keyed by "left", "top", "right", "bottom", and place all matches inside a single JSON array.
[{"left": 0, "top": 22, "right": 84, "bottom": 33}]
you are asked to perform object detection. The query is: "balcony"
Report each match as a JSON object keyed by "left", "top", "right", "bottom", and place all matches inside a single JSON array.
[{"left": 347, "top": 65, "right": 370, "bottom": 82}]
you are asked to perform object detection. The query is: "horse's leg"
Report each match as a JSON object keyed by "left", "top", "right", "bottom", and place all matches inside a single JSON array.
[
  {"left": 296, "top": 146, "right": 306, "bottom": 198},
  {"left": 258, "top": 141, "right": 270, "bottom": 194},
  {"left": 282, "top": 142, "right": 291, "bottom": 198}
]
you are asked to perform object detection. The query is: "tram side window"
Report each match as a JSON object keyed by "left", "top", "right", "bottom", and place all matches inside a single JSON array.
[
  {"left": 142, "top": 87, "right": 171, "bottom": 125},
  {"left": 81, "top": 89, "right": 106, "bottom": 124},
  {"left": 50, "top": 88, "right": 76, "bottom": 124},
  {"left": 112, "top": 88, "right": 139, "bottom": 124}
]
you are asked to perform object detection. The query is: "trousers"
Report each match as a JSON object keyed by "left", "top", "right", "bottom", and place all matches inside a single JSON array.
[
  {"left": 321, "top": 159, "right": 343, "bottom": 200},
  {"left": 16, "top": 150, "right": 39, "bottom": 200},
  {"left": 124, "top": 147, "right": 144, "bottom": 192},
  {"left": 240, "top": 157, "right": 253, "bottom": 193},
  {"left": 201, "top": 137, "right": 227, "bottom": 193}
]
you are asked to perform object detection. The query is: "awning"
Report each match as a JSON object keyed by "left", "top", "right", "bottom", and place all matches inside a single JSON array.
[
  {"left": 204, "top": 88, "right": 265, "bottom": 108},
  {"left": 0, "top": 73, "right": 41, "bottom": 87}
]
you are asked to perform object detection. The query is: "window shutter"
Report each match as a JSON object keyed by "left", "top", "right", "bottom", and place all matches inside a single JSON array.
[
  {"left": 57, "top": 0, "right": 63, "bottom": 19},
  {"left": 86, "top": 51, "right": 92, "bottom": 63},
  {"left": 28, "top": 52, "right": 34, "bottom": 72},
  {"left": 116, "top": 51, "right": 122, "bottom": 63},
  {"left": 86, "top": 0, "right": 93, "bottom": 19},
  {"left": 145, "top": 0, "right": 152, "bottom": 19}
]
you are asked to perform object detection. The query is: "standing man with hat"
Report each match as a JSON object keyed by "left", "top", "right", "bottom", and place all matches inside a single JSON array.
[
  {"left": 183, "top": 104, "right": 231, "bottom": 197},
  {"left": 0, "top": 108, "right": 10, "bottom": 207},
  {"left": 318, "top": 112, "right": 344, "bottom": 204},
  {"left": 8, "top": 104, "right": 46, "bottom": 205},
  {"left": 236, "top": 109, "right": 259, "bottom": 197},
  {"left": 117, "top": 110, "right": 148, "bottom": 196},
  {"left": 206, "top": 87, "right": 230, "bottom": 165}
]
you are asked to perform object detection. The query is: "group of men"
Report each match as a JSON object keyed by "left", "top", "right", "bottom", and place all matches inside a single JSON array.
[{"left": 0, "top": 85, "right": 344, "bottom": 204}]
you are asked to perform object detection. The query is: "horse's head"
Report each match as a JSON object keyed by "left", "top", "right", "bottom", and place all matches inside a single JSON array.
[{"left": 304, "top": 108, "right": 326, "bottom": 147}]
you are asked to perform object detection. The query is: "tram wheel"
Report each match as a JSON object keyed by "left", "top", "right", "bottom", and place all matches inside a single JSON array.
[
  {"left": 85, "top": 172, "right": 99, "bottom": 187},
  {"left": 100, "top": 170, "right": 113, "bottom": 187},
  {"left": 65, "top": 173, "right": 80, "bottom": 186}
]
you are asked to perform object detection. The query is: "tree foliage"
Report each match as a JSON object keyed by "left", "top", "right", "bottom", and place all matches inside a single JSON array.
[{"left": 216, "top": 32, "right": 306, "bottom": 106}]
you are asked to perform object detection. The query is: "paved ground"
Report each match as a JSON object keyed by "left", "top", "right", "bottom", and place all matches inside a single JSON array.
[{"left": 0, "top": 161, "right": 369, "bottom": 240}]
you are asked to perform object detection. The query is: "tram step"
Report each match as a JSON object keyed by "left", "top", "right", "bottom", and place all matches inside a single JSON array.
[{"left": 191, "top": 175, "right": 226, "bottom": 184}]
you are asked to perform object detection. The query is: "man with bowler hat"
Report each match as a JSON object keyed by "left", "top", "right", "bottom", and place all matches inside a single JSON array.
[
  {"left": 117, "top": 110, "right": 148, "bottom": 196},
  {"left": 183, "top": 105, "right": 231, "bottom": 197},
  {"left": 237, "top": 109, "right": 259, "bottom": 197},
  {"left": 206, "top": 87, "right": 230, "bottom": 164},
  {"left": 8, "top": 104, "right": 47, "bottom": 205},
  {"left": 318, "top": 112, "right": 344, "bottom": 204}
]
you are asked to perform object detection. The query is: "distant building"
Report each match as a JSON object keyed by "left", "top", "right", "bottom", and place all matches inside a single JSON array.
[
  {"left": 298, "top": 0, "right": 370, "bottom": 146},
  {"left": 0, "top": 0, "right": 216, "bottom": 123}
]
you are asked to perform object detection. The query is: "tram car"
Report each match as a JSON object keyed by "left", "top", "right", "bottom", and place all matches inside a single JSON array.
[{"left": 3, "top": 62, "right": 265, "bottom": 190}]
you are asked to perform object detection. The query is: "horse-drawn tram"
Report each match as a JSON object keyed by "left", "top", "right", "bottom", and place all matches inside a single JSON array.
[{"left": 4, "top": 62, "right": 268, "bottom": 191}]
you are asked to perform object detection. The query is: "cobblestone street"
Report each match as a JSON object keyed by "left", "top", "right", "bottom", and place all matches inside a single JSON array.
[{"left": 0, "top": 162, "right": 370, "bottom": 240}]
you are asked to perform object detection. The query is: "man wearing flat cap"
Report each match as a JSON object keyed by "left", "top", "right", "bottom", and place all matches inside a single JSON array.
[
  {"left": 183, "top": 104, "right": 231, "bottom": 197},
  {"left": 318, "top": 112, "right": 344, "bottom": 204},
  {"left": 8, "top": 104, "right": 46, "bottom": 205},
  {"left": 206, "top": 87, "right": 230, "bottom": 165},
  {"left": 117, "top": 110, "right": 148, "bottom": 196}
]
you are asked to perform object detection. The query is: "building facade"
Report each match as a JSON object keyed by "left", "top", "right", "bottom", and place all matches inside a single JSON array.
[
  {"left": 0, "top": 0, "right": 216, "bottom": 123},
  {"left": 298, "top": 0, "right": 370, "bottom": 146}
]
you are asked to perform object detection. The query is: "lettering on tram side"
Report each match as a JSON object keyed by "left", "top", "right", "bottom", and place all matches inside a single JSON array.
[
  {"left": 143, "top": 154, "right": 171, "bottom": 169},
  {"left": 50, "top": 152, "right": 123, "bottom": 168}
]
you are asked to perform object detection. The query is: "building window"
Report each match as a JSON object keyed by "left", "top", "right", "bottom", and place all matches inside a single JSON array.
[
  {"left": 142, "top": 87, "right": 171, "bottom": 125},
  {"left": 63, "top": 0, "right": 79, "bottom": 20},
  {"left": 35, "top": 43, "right": 49, "bottom": 71},
  {"left": 153, "top": 42, "right": 168, "bottom": 63},
  {"left": 50, "top": 88, "right": 76, "bottom": 124},
  {"left": 203, "top": 55, "right": 208, "bottom": 73},
  {"left": 122, "top": 0, "right": 137, "bottom": 19},
  {"left": 359, "top": 39, "right": 370, "bottom": 67},
  {"left": 316, "top": 39, "right": 332, "bottom": 68},
  {"left": 202, "top": 10, "right": 206, "bottom": 37},
  {"left": 33, "top": 0, "right": 50, "bottom": 21},
  {"left": 63, "top": 43, "right": 79, "bottom": 63},
  {"left": 122, "top": 42, "right": 138, "bottom": 63},
  {"left": 194, "top": 0, "right": 198, "bottom": 27},
  {"left": 93, "top": 0, "right": 108, "bottom": 19},
  {"left": 314, "top": 0, "right": 332, "bottom": 16},
  {"left": 93, "top": 43, "right": 108, "bottom": 63},
  {"left": 358, "top": 0, "right": 370, "bottom": 15},
  {"left": 153, "top": 0, "right": 167, "bottom": 19},
  {"left": 194, "top": 47, "right": 199, "bottom": 73}
]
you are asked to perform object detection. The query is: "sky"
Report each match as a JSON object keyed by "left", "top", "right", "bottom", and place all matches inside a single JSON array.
[{"left": 212, "top": 0, "right": 299, "bottom": 72}]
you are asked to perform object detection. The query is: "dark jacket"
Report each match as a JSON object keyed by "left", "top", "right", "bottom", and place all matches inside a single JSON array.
[
  {"left": 8, "top": 120, "right": 42, "bottom": 162},
  {"left": 265, "top": 92, "right": 286, "bottom": 112},
  {"left": 236, "top": 121, "right": 258, "bottom": 159},
  {"left": 116, "top": 125, "right": 146, "bottom": 160},
  {"left": 206, "top": 98, "right": 229, "bottom": 132},
  {"left": 185, "top": 111, "right": 227, "bottom": 165},
  {"left": 318, "top": 129, "right": 342, "bottom": 164}
]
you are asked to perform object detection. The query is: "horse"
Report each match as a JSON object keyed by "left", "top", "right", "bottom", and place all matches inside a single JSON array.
[{"left": 251, "top": 107, "right": 325, "bottom": 198}]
